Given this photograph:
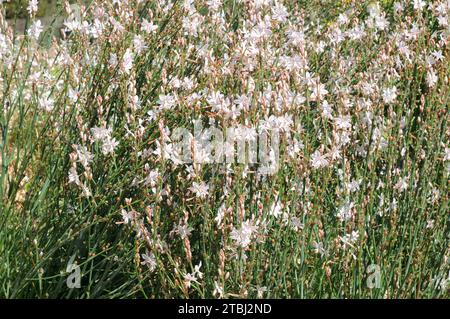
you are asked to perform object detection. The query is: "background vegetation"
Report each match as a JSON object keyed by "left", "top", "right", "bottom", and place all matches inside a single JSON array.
[{"left": 0, "top": 0, "right": 448, "bottom": 298}]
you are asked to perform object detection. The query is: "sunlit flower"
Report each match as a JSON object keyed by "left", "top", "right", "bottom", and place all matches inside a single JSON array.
[
  {"left": 141, "top": 19, "right": 158, "bottom": 34},
  {"left": 190, "top": 181, "right": 209, "bottom": 199},
  {"left": 382, "top": 87, "right": 398, "bottom": 104},
  {"left": 28, "top": 20, "right": 43, "bottom": 40},
  {"left": 310, "top": 150, "right": 329, "bottom": 169},
  {"left": 27, "top": 0, "right": 39, "bottom": 16},
  {"left": 230, "top": 220, "right": 258, "bottom": 248}
]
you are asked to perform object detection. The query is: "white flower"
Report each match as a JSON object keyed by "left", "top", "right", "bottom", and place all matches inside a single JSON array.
[
  {"left": 27, "top": 0, "right": 39, "bottom": 16},
  {"left": 109, "top": 53, "right": 118, "bottom": 68},
  {"left": 271, "top": 3, "right": 288, "bottom": 22},
  {"left": 321, "top": 100, "right": 333, "bottom": 119},
  {"left": 64, "top": 19, "right": 81, "bottom": 32},
  {"left": 328, "top": 147, "right": 342, "bottom": 161},
  {"left": 141, "top": 19, "right": 158, "bottom": 34},
  {"left": 334, "top": 116, "right": 352, "bottom": 130},
  {"left": 182, "top": 14, "right": 202, "bottom": 37},
  {"left": 340, "top": 230, "right": 359, "bottom": 249},
  {"left": 444, "top": 147, "right": 450, "bottom": 161},
  {"left": 192, "top": 140, "right": 211, "bottom": 164},
  {"left": 312, "top": 241, "right": 326, "bottom": 257},
  {"left": 230, "top": 220, "right": 258, "bottom": 248},
  {"left": 437, "top": 273, "right": 450, "bottom": 291},
  {"left": 374, "top": 13, "right": 389, "bottom": 30},
  {"left": 249, "top": 20, "right": 272, "bottom": 42},
  {"left": 213, "top": 281, "right": 224, "bottom": 298},
  {"left": 310, "top": 82, "right": 329, "bottom": 101},
  {"left": 287, "top": 138, "right": 304, "bottom": 158},
  {"left": 68, "top": 167, "right": 80, "bottom": 185},
  {"left": 289, "top": 217, "right": 304, "bottom": 231},
  {"left": 91, "top": 127, "right": 112, "bottom": 141},
  {"left": 120, "top": 209, "right": 136, "bottom": 224},
  {"left": 90, "top": 127, "right": 118, "bottom": 155},
  {"left": 287, "top": 28, "right": 305, "bottom": 47},
  {"left": 101, "top": 137, "right": 119, "bottom": 155},
  {"left": 122, "top": 49, "right": 134, "bottom": 74},
  {"left": 184, "top": 273, "right": 198, "bottom": 288},
  {"left": 427, "top": 70, "right": 438, "bottom": 88},
  {"left": 90, "top": 19, "right": 104, "bottom": 38},
  {"left": 193, "top": 262, "right": 203, "bottom": 279},
  {"left": 394, "top": 176, "right": 409, "bottom": 192},
  {"left": 28, "top": 20, "right": 43, "bottom": 40},
  {"left": 207, "top": 91, "right": 230, "bottom": 113},
  {"left": 256, "top": 286, "right": 268, "bottom": 298},
  {"left": 74, "top": 144, "right": 94, "bottom": 168},
  {"left": 38, "top": 96, "right": 54, "bottom": 112},
  {"left": 144, "top": 169, "right": 160, "bottom": 187},
  {"left": 432, "top": 50, "right": 444, "bottom": 62},
  {"left": 141, "top": 252, "right": 157, "bottom": 272},
  {"left": 336, "top": 201, "right": 355, "bottom": 222},
  {"left": 80, "top": 183, "right": 91, "bottom": 197},
  {"left": 215, "top": 203, "right": 226, "bottom": 226},
  {"left": 68, "top": 88, "right": 79, "bottom": 103},
  {"left": 413, "top": 0, "right": 426, "bottom": 11},
  {"left": 382, "top": 87, "right": 398, "bottom": 104},
  {"left": 206, "top": 0, "right": 222, "bottom": 11},
  {"left": 133, "top": 35, "right": 148, "bottom": 55},
  {"left": 346, "top": 179, "right": 361, "bottom": 193},
  {"left": 174, "top": 222, "right": 193, "bottom": 239},
  {"left": 269, "top": 201, "right": 283, "bottom": 218},
  {"left": 190, "top": 181, "right": 209, "bottom": 199},
  {"left": 392, "top": 2, "right": 402, "bottom": 13},
  {"left": 310, "top": 150, "right": 329, "bottom": 169},
  {"left": 158, "top": 94, "right": 177, "bottom": 110}
]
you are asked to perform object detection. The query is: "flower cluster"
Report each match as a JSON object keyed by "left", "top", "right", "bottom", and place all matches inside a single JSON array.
[{"left": 1, "top": 0, "right": 449, "bottom": 298}]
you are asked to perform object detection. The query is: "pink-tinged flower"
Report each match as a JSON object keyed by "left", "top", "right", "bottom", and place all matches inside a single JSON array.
[
  {"left": 183, "top": 273, "right": 198, "bottom": 288},
  {"left": 101, "top": 137, "right": 119, "bottom": 155},
  {"left": 38, "top": 96, "right": 54, "bottom": 112},
  {"left": 28, "top": 20, "right": 43, "bottom": 40},
  {"left": 382, "top": 87, "right": 398, "bottom": 104},
  {"left": 122, "top": 49, "right": 134, "bottom": 74},
  {"left": 141, "top": 19, "right": 158, "bottom": 34},
  {"left": 394, "top": 176, "right": 409, "bottom": 192},
  {"left": 141, "top": 251, "right": 157, "bottom": 272},
  {"left": 73, "top": 145, "right": 94, "bottom": 168},
  {"left": 158, "top": 94, "right": 177, "bottom": 110},
  {"left": 310, "top": 150, "right": 329, "bottom": 169},
  {"left": 190, "top": 181, "right": 209, "bottom": 199},
  {"left": 27, "top": 0, "right": 39, "bottom": 16},
  {"left": 230, "top": 220, "right": 258, "bottom": 248},
  {"left": 336, "top": 201, "right": 355, "bottom": 222}
]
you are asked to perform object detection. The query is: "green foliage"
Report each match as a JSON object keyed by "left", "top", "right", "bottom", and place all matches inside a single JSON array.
[
  {"left": 0, "top": 0, "right": 448, "bottom": 299},
  {"left": 4, "top": 0, "right": 54, "bottom": 19}
]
